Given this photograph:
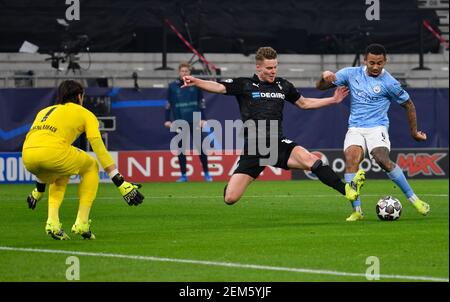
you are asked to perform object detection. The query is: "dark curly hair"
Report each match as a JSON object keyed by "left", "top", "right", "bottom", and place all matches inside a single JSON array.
[{"left": 365, "top": 43, "right": 386, "bottom": 58}]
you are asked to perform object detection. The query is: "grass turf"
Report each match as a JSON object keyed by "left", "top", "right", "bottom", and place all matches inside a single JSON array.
[{"left": 0, "top": 179, "right": 448, "bottom": 282}]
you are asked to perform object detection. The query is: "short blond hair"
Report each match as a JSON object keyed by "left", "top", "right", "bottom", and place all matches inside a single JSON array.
[
  {"left": 178, "top": 62, "right": 191, "bottom": 70},
  {"left": 255, "top": 47, "right": 277, "bottom": 64}
]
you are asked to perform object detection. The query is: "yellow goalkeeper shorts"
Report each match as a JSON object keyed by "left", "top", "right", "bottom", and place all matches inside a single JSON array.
[{"left": 22, "top": 146, "right": 97, "bottom": 183}]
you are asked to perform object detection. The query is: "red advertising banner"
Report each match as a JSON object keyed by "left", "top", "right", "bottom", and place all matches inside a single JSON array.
[{"left": 118, "top": 151, "right": 292, "bottom": 182}]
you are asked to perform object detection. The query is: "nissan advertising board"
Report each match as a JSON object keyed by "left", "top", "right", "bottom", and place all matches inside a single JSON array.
[{"left": 1, "top": 149, "right": 448, "bottom": 183}]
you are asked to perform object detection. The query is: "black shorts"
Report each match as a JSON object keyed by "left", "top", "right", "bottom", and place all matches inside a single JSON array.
[{"left": 233, "top": 138, "right": 298, "bottom": 179}]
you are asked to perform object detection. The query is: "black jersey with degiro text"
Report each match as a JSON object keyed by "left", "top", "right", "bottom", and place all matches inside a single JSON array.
[{"left": 219, "top": 74, "right": 301, "bottom": 139}]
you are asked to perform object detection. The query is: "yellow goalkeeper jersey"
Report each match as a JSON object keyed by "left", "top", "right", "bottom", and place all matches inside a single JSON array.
[
  {"left": 23, "top": 102, "right": 114, "bottom": 170},
  {"left": 24, "top": 102, "right": 100, "bottom": 148}
]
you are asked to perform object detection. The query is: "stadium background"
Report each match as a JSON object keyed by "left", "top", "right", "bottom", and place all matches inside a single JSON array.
[{"left": 0, "top": 0, "right": 448, "bottom": 286}]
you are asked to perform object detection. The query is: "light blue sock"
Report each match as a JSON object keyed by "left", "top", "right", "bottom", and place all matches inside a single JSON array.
[
  {"left": 386, "top": 165, "right": 414, "bottom": 199},
  {"left": 344, "top": 173, "right": 361, "bottom": 212}
]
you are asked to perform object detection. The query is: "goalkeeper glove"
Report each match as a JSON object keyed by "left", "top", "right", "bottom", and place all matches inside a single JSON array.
[
  {"left": 27, "top": 188, "right": 43, "bottom": 210},
  {"left": 118, "top": 181, "right": 144, "bottom": 206},
  {"left": 112, "top": 173, "right": 144, "bottom": 206}
]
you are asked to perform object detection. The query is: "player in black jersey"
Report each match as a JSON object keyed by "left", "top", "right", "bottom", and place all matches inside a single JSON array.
[{"left": 182, "top": 46, "right": 365, "bottom": 205}]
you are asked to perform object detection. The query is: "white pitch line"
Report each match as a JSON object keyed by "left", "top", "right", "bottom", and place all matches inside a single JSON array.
[
  {"left": 0, "top": 246, "right": 447, "bottom": 282},
  {"left": 18, "top": 193, "right": 446, "bottom": 200},
  {"left": 127, "top": 193, "right": 450, "bottom": 199}
]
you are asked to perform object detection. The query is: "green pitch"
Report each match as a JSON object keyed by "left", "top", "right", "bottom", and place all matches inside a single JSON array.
[{"left": 0, "top": 179, "right": 448, "bottom": 282}]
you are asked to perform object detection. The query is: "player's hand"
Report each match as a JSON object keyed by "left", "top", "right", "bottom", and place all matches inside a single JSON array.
[
  {"left": 412, "top": 130, "right": 427, "bottom": 142},
  {"left": 181, "top": 75, "right": 196, "bottom": 88},
  {"left": 333, "top": 86, "right": 349, "bottom": 103},
  {"left": 322, "top": 70, "right": 337, "bottom": 83},
  {"left": 27, "top": 189, "right": 42, "bottom": 210},
  {"left": 118, "top": 181, "right": 144, "bottom": 206},
  {"left": 199, "top": 120, "right": 207, "bottom": 128},
  {"left": 164, "top": 121, "right": 172, "bottom": 128}
]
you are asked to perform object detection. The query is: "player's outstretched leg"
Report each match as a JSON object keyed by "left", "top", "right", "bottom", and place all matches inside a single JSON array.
[
  {"left": 372, "top": 147, "right": 430, "bottom": 216},
  {"left": 308, "top": 159, "right": 365, "bottom": 202},
  {"left": 288, "top": 147, "right": 365, "bottom": 202},
  {"left": 223, "top": 174, "right": 254, "bottom": 205},
  {"left": 386, "top": 165, "right": 430, "bottom": 215}
]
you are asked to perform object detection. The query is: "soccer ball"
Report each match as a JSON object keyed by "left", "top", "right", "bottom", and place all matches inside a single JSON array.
[{"left": 376, "top": 196, "right": 402, "bottom": 221}]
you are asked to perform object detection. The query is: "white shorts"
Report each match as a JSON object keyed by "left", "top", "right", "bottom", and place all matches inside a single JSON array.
[{"left": 343, "top": 126, "right": 391, "bottom": 158}]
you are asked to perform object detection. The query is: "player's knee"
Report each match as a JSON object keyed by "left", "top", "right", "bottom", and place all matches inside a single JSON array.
[
  {"left": 223, "top": 187, "right": 240, "bottom": 205},
  {"left": 224, "top": 195, "right": 239, "bottom": 205},
  {"left": 79, "top": 156, "right": 99, "bottom": 179},
  {"left": 86, "top": 156, "right": 99, "bottom": 171}
]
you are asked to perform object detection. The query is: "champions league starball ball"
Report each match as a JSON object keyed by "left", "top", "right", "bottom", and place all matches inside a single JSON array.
[{"left": 376, "top": 196, "right": 402, "bottom": 221}]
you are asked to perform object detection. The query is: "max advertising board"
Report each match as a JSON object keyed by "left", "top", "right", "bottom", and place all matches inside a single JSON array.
[{"left": 292, "top": 149, "right": 449, "bottom": 180}]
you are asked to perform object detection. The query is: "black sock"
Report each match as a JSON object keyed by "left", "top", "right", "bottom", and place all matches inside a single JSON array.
[
  {"left": 311, "top": 160, "right": 346, "bottom": 195},
  {"left": 36, "top": 182, "right": 46, "bottom": 193}
]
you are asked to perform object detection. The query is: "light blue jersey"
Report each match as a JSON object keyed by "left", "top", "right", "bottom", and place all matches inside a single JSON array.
[{"left": 333, "top": 66, "right": 410, "bottom": 128}]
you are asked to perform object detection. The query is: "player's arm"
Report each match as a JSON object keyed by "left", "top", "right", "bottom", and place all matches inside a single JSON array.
[
  {"left": 295, "top": 86, "right": 349, "bottom": 110},
  {"left": 85, "top": 112, "right": 144, "bottom": 206},
  {"left": 89, "top": 137, "right": 144, "bottom": 206},
  {"left": 400, "top": 99, "right": 427, "bottom": 142},
  {"left": 316, "top": 71, "right": 338, "bottom": 90},
  {"left": 182, "top": 75, "right": 226, "bottom": 94}
]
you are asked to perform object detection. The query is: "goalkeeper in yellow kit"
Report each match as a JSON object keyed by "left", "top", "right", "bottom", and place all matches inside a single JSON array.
[{"left": 22, "top": 80, "right": 144, "bottom": 240}]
